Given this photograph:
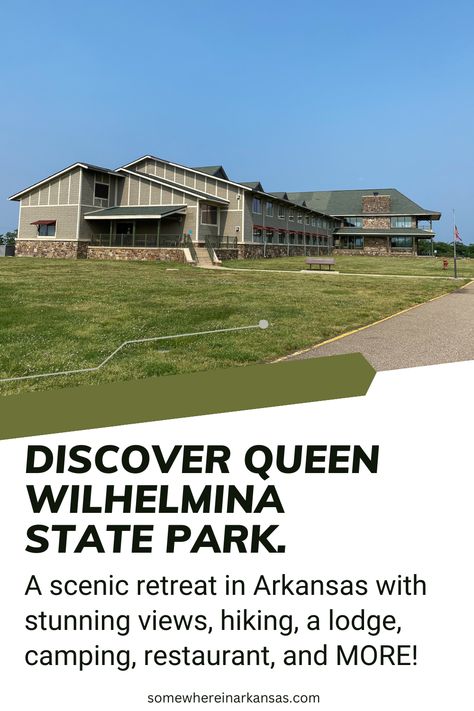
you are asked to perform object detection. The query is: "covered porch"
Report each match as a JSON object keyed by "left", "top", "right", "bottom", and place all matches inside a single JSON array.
[{"left": 84, "top": 205, "right": 187, "bottom": 248}]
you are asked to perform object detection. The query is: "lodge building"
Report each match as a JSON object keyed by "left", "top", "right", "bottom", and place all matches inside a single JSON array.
[{"left": 9, "top": 155, "right": 440, "bottom": 263}]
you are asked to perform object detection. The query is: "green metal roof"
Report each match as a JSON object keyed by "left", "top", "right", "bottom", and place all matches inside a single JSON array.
[
  {"left": 284, "top": 189, "right": 440, "bottom": 219},
  {"left": 240, "top": 181, "right": 264, "bottom": 191},
  {"left": 192, "top": 165, "right": 229, "bottom": 180},
  {"left": 84, "top": 205, "right": 186, "bottom": 219}
]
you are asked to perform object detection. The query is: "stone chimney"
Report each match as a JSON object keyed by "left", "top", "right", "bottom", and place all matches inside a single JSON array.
[{"left": 362, "top": 193, "right": 391, "bottom": 214}]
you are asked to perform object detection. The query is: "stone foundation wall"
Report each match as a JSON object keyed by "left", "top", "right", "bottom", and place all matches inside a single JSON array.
[
  {"left": 214, "top": 248, "right": 239, "bottom": 260},
  {"left": 15, "top": 240, "right": 87, "bottom": 259},
  {"left": 237, "top": 244, "right": 331, "bottom": 259},
  {"left": 87, "top": 246, "right": 186, "bottom": 262}
]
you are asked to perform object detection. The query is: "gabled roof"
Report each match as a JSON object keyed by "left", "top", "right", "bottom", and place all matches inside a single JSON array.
[
  {"left": 9, "top": 162, "right": 121, "bottom": 201},
  {"left": 240, "top": 181, "right": 265, "bottom": 192},
  {"left": 192, "top": 165, "right": 229, "bottom": 180},
  {"left": 270, "top": 191, "right": 290, "bottom": 201},
  {"left": 284, "top": 188, "right": 441, "bottom": 219},
  {"left": 118, "top": 168, "right": 229, "bottom": 204},
  {"left": 120, "top": 155, "right": 249, "bottom": 190}
]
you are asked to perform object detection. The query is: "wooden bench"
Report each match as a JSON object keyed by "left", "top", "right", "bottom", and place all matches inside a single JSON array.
[{"left": 305, "top": 257, "right": 335, "bottom": 271}]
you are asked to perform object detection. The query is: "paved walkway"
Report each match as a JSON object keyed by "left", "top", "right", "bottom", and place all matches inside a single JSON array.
[
  {"left": 284, "top": 281, "right": 474, "bottom": 371},
  {"left": 219, "top": 266, "right": 463, "bottom": 280}
]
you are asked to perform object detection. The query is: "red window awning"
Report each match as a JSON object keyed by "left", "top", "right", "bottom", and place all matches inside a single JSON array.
[{"left": 30, "top": 220, "right": 56, "bottom": 226}]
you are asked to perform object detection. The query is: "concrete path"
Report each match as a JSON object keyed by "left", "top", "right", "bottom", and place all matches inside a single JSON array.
[
  {"left": 219, "top": 266, "right": 463, "bottom": 280},
  {"left": 284, "top": 281, "right": 474, "bottom": 371}
]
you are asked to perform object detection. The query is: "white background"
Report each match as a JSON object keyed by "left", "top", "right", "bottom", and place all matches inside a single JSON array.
[{"left": 0, "top": 360, "right": 472, "bottom": 710}]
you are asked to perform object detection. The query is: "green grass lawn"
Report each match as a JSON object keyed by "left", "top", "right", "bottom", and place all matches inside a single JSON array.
[
  {"left": 0, "top": 257, "right": 467, "bottom": 396},
  {"left": 224, "top": 254, "right": 474, "bottom": 278}
]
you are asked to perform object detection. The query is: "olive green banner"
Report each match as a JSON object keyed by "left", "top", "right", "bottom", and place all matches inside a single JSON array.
[{"left": 0, "top": 354, "right": 375, "bottom": 440}]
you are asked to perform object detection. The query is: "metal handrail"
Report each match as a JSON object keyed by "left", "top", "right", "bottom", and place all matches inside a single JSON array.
[
  {"left": 204, "top": 237, "right": 217, "bottom": 263},
  {"left": 183, "top": 234, "right": 197, "bottom": 262}
]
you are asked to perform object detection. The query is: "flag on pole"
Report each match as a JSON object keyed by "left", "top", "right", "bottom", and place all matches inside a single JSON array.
[{"left": 454, "top": 225, "right": 462, "bottom": 242}]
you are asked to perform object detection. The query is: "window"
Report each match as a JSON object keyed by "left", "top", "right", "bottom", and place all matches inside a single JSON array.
[
  {"left": 37, "top": 222, "right": 56, "bottom": 237},
  {"left": 265, "top": 230, "right": 274, "bottom": 243},
  {"left": 289, "top": 232, "right": 295, "bottom": 244},
  {"left": 201, "top": 205, "right": 218, "bottom": 225},
  {"left": 94, "top": 182, "right": 109, "bottom": 200},
  {"left": 297, "top": 233, "right": 304, "bottom": 244},
  {"left": 288, "top": 209, "right": 295, "bottom": 221},
  {"left": 345, "top": 216, "right": 363, "bottom": 228},
  {"left": 253, "top": 228, "right": 263, "bottom": 243},
  {"left": 391, "top": 236, "right": 413, "bottom": 250},
  {"left": 278, "top": 230, "right": 286, "bottom": 244},
  {"left": 339, "top": 235, "right": 364, "bottom": 249},
  {"left": 311, "top": 217, "right": 316, "bottom": 226},
  {"left": 305, "top": 215, "right": 310, "bottom": 225},
  {"left": 391, "top": 216, "right": 412, "bottom": 228},
  {"left": 252, "top": 197, "right": 262, "bottom": 214},
  {"left": 265, "top": 201, "right": 273, "bottom": 217},
  {"left": 297, "top": 213, "right": 303, "bottom": 223},
  {"left": 278, "top": 205, "right": 285, "bottom": 219}
]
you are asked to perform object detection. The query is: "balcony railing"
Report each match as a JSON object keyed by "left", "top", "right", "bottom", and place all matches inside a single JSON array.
[
  {"left": 89, "top": 234, "right": 183, "bottom": 248},
  {"left": 205, "top": 235, "right": 238, "bottom": 249}
]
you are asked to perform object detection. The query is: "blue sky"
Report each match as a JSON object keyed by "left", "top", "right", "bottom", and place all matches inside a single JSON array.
[{"left": 1, "top": 0, "right": 473, "bottom": 242}]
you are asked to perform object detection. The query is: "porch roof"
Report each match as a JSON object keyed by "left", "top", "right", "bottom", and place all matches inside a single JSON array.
[
  {"left": 334, "top": 227, "right": 435, "bottom": 237},
  {"left": 84, "top": 205, "right": 186, "bottom": 220}
]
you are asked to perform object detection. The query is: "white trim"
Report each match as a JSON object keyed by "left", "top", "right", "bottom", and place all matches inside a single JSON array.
[
  {"left": 9, "top": 162, "right": 120, "bottom": 201},
  {"left": 75, "top": 169, "right": 84, "bottom": 239},
  {"left": 84, "top": 210, "right": 186, "bottom": 220},
  {"left": 118, "top": 168, "right": 229, "bottom": 205},
  {"left": 17, "top": 238, "right": 80, "bottom": 242},
  {"left": 20, "top": 203, "right": 80, "bottom": 208},
  {"left": 195, "top": 200, "right": 200, "bottom": 243},
  {"left": 119, "top": 155, "right": 251, "bottom": 191}
]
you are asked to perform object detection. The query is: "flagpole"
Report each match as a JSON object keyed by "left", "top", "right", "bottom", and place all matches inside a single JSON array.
[{"left": 453, "top": 209, "right": 458, "bottom": 279}]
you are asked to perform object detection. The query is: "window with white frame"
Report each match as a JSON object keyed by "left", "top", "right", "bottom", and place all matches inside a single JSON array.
[
  {"left": 305, "top": 215, "right": 310, "bottom": 225},
  {"left": 297, "top": 213, "right": 303, "bottom": 223},
  {"left": 36, "top": 221, "right": 56, "bottom": 237},
  {"left": 288, "top": 209, "right": 295, "bottom": 221},
  {"left": 253, "top": 227, "right": 263, "bottom": 243},
  {"left": 278, "top": 230, "right": 286, "bottom": 244},
  {"left": 265, "top": 201, "right": 273, "bottom": 217},
  {"left": 278, "top": 204, "right": 285, "bottom": 219},
  {"left": 252, "top": 197, "right": 262, "bottom": 214},
  {"left": 311, "top": 216, "right": 316, "bottom": 226},
  {"left": 266, "top": 229, "right": 273, "bottom": 243}
]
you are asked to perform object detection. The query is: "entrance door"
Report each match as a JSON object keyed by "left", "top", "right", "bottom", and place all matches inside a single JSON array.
[{"left": 114, "top": 222, "right": 134, "bottom": 246}]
